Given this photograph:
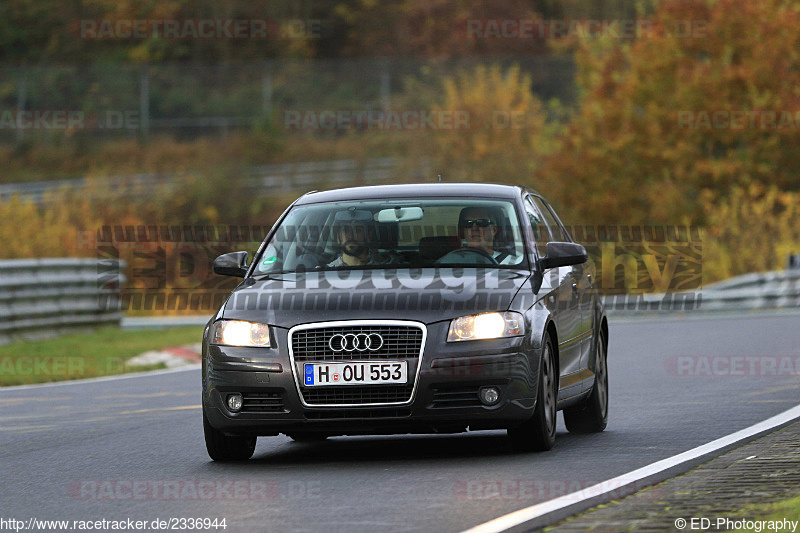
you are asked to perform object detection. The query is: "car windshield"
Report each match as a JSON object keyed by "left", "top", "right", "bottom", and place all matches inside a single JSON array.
[{"left": 253, "top": 198, "right": 528, "bottom": 274}]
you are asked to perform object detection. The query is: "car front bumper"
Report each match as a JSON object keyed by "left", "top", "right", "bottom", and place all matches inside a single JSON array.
[{"left": 202, "top": 322, "right": 540, "bottom": 436}]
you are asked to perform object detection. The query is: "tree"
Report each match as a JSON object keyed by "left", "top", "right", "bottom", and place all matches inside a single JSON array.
[
  {"left": 403, "top": 63, "right": 559, "bottom": 183},
  {"left": 334, "top": 0, "right": 546, "bottom": 58},
  {"left": 536, "top": 0, "right": 800, "bottom": 227}
]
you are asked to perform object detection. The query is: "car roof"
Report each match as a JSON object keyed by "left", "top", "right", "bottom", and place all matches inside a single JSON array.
[{"left": 294, "top": 182, "right": 527, "bottom": 205}]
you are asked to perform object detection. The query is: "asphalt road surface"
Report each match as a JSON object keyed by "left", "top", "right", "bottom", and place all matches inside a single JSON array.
[{"left": 2, "top": 313, "right": 799, "bottom": 532}]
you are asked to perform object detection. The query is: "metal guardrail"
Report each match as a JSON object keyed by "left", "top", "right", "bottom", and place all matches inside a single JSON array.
[
  {"left": 118, "top": 269, "right": 800, "bottom": 328},
  {"left": 119, "top": 269, "right": 800, "bottom": 329},
  {"left": 122, "top": 315, "right": 211, "bottom": 328},
  {"left": 7, "top": 261, "right": 794, "bottom": 338},
  {"left": 0, "top": 157, "right": 426, "bottom": 205},
  {"left": 0, "top": 174, "right": 174, "bottom": 205},
  {"left": 603, "top": 269, "right": 800, "bottom": 314},
  {"left": 0, "top": 258, "right": 126, "bottom": 344},
  {"left": 246, "top": 157, "right": 420, "bottom": 192},
  {"left": 702, "top": 269, "right": 800, "bottom": 292}
]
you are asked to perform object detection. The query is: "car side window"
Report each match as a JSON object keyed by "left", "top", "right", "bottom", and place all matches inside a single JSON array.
[
  {"left": 537, "top": 198, "right": 572, "bottom": 242},
  {"left": 523, "top": 196, "right": 551, "bottom": 256},
  {"left": 530, "top": 196, "right": 566, "bottom": 242}
]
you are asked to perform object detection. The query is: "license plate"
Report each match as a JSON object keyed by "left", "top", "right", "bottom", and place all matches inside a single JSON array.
[{"left": 303, "top": 361, "right": 408, "bottom": 386}]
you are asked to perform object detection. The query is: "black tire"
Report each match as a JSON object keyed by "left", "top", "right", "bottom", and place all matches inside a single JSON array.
[
  {"left": 203, "top": 412, "right": 257, "bottom": 461},
  {"left": 508, "top": 334, "right": 557, "bottom": 452},
  {"left": 287, "top": 433, "right": 328, "bottom": 443},
  {"left": 564, "top": 329, "right": 608, "bottom": 433}
]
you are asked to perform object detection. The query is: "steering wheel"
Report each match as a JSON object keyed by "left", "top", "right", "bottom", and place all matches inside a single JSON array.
[{"left": 437, "top": 247, "right": 497, "bottom": 264}]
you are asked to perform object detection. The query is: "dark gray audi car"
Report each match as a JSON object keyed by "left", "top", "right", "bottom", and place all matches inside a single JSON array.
[{"left": 202, "top": 183, "right": 608, "bottom": 461}]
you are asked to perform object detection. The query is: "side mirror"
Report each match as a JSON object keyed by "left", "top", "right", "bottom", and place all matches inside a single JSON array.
[
  {"left": 213, "top": 251, "right": 249, "bottom": 277},
  {"left": 539, "top": 242, "right": 587, "bottom": 270}
]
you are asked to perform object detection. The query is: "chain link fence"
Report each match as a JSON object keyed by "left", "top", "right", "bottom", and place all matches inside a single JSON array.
[{"left": 0, "top": 56, "right": 575, "bottom": 143}]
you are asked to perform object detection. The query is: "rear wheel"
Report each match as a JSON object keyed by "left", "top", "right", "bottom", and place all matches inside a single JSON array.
[
  {"left": 203, "top": 412, "right": 257, "bottom": 461},
  {"left": 508, "top": 334, "right": 557, "bottom": 452},
  {"left": 564, "top": 329, "right": 608, "bottom": 433}
]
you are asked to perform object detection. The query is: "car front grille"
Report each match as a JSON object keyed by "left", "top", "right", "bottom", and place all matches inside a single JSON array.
[
  {"left": 431, "top": 386, "right": 482, "bottom": 408},
  {"left": 290, "top": 322, "right": 425, "bottom": 406},
  {"left": 291, "top": 325, "right": 424, "bottom": 362},
  {"left": 302, "top": 385, "right": 414, "bottom": 405},
  {"left": 241, "top": 392, "right": 285, "bottom": 413},
  {"left": 304, "top": 408, "right": 412, "bottom": 420}
]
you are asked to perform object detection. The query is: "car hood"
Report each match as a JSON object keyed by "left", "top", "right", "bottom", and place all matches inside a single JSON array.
[{"left": 221, "top": 268, "right": 532, "bottom": 328}]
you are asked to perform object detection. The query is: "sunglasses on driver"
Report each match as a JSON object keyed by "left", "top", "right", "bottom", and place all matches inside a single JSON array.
[{"left": 461, "top": 218, "right": 494, "bottom": 229}]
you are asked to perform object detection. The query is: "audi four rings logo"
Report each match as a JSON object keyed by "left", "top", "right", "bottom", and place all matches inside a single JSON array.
[{"left": 328, "top": 333, "right": 384, "bottom": 352}]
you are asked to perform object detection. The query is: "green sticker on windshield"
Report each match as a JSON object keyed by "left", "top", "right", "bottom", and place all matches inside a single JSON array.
[{"left": 262, "top": 256, "right": 277, "bottom": 266}]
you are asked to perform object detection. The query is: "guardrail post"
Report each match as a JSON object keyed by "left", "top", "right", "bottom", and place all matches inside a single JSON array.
[
  {"left": 139, "top": 64, "right": 150, "bottom": 143},
  {"left": 380, "top": 59, "right": 391, "bottom": 111},
  {"left": 262, "top": 61, "right": 273, "bottom": 116},
  {"left": 16, "top": 66, "right": 27, "bottom": 144}
]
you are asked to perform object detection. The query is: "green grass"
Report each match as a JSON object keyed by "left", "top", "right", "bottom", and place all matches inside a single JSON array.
[
  {"left": 0, "top": 326, "right": 204, "bottom": 386},
  {"left": 737, "top": 495, "right": 800, "bottom": 531}
]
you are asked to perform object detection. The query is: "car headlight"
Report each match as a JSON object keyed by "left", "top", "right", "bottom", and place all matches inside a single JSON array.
[
  {"left": 212, "top": 320, "right": 271, "bottom": 347},
  {"left": 447, "top": 312, "right": 524, "bottom": 342}
]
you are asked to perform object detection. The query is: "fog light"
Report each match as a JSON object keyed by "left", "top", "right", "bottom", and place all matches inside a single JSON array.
[
  {"left": 479, "top": 387, "right": 500, "bottom": 406},
  {"left": 226, "top": 393, "right": 243, "bottom": 412}
]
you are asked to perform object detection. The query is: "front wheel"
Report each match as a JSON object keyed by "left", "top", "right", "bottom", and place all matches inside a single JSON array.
[
  {"left": 203, "top": 412, "right": 257, "bottom": 461},
  {"left": 564, "top": 329, "right": 608, "bottom": 433},
  {"left": 507, "top": 334, "right": 557, "bottom": 452}
]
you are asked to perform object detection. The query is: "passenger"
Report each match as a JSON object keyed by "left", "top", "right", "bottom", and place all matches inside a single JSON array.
[{"left": 327, "top": 217, "right": 398, "bottom": 267}]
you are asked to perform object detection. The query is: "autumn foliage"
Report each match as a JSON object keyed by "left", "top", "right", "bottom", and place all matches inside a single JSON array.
[
  {"left": 701, "top": 185, "right": 800, "bottom": 282},
  {"left": 408, "top": 63, "right": 559, "bottom": 183},
  {"left": 537, "top": 0, "right": 800, "bottom": 228},
  {"left": 413, "top": 0, "right": 800, "bottom": 281},
  {"left": 2, "top": 0, "right": 799, "bottom": 292}
]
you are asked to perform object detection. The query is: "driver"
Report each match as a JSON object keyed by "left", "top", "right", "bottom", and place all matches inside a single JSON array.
[{"left": 458, "top": 207, "right": 521, "bottom": 265}]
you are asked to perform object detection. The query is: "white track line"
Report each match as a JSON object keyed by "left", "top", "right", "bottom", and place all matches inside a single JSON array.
[
  {"left": 464, "top": 403, "right": 800, "bottom": 533},
  {"left": 0, "top": 364, "right": 200, "bottom": 392}
]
